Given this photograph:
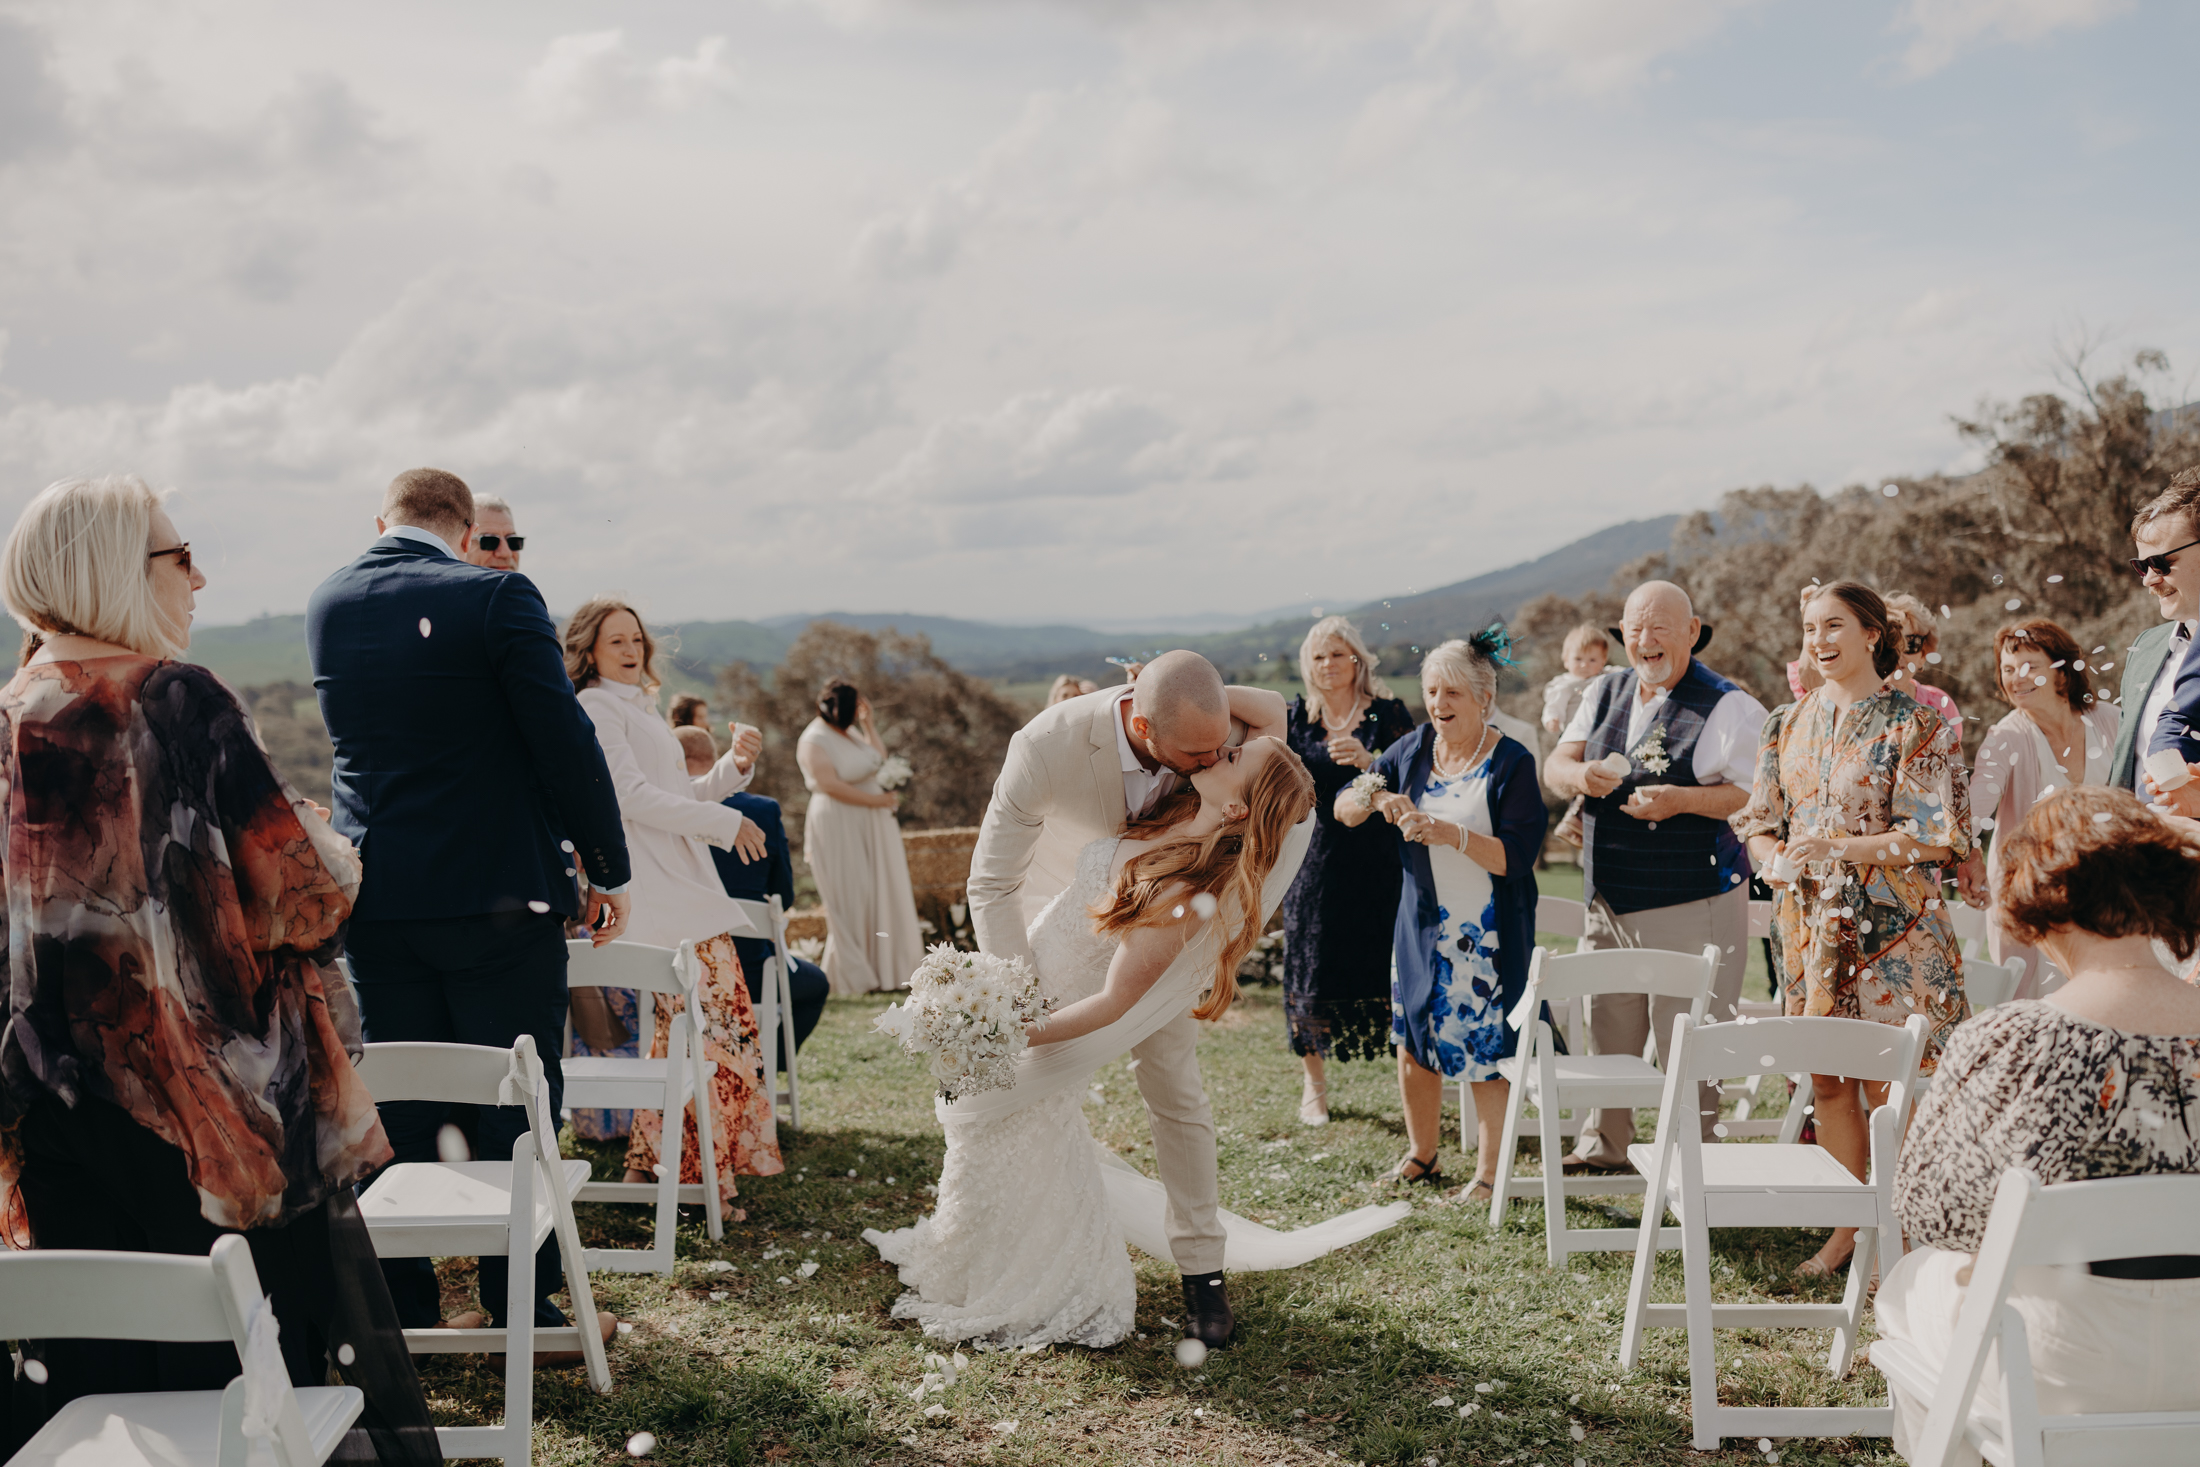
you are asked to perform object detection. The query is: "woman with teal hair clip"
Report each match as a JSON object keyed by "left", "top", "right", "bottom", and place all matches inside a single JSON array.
[{"left": 1335, "top": 629, "right": 1549, "bottom": 1204}]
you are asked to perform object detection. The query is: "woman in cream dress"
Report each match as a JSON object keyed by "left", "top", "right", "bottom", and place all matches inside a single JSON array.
[{"left": 798, "top": 679, "right": 925, "bottom": 994}]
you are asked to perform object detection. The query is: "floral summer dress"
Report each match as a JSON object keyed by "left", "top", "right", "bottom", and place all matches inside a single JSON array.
[
  {"left": 1395, "top": 754, "right": 1507, "bottom": 1081},
  {"left": 1735, "top": 686, "right": 1972, "bottom": 1069}
]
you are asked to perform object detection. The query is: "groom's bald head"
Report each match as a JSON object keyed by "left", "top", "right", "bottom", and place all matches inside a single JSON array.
[{"left": 1130, "top": 651, "right": 1231, "bottom": 773}]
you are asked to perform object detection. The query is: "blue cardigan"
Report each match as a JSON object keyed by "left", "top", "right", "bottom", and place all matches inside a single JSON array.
[{"left": 1372, "top": 725, "right": 1549, "bottom": 1065}]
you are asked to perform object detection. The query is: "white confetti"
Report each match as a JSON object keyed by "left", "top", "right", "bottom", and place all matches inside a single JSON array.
[
  {"left": 561, "top": 840, "right": 575, "bottom": 853},
  {"left": 709, "top": 1290, "right": 727, "bottom": 1301},
  {"left": 2047, "top": 574, "right": 2063, "bottom": 583},
  {"left": 1171, "top": 905, "right": 1185, "bottom": 919},
  {"left": 1190, "top": 892, "right": 1219, "bottom": 920},
  {"left": 1571, "top": 1423, "right": 1587, "bottom": 1441},
  {"left": 337, "top": 1343, "right": 356, "bottom": 1366},
  {"left": 435, "top": 1124, "right": 470, "bottom": 1162},
  {"left": 924, "top": 1404, "right": 946, "bottom": 1418},
  {"left": 418, "top": 618, "right": 433, "bottom": 638},
  {"left": 627, "top": 1433, "right": 656, "bottom": 1457},
  {"left": 527, "top": 899, "right": 551, "bottom": 913},
  {"left": 1881, "top": 482, "right": 1899, "bottom": 497},
  {"left": 616, "top": 1320, "right": 635, "bottom": 1334},
  {"left": 777, "top": 1276, "right": 792, "bottom": 1285},
  {"left": 1712, "top": 1123, "right": 1729, "bottom": 1137},
  {"left": 1431, "top": 1395, "right": 1455, "bottom": 1407},
  {"left": 22, "top": 1360, "right": 47, "bottom": 1384},
  {"left": 992, "top": 1420, "right": 1018, "bottom": 1435},
  {"left": 798, "top": 1260, "right": 819, "bottom": 1277}
]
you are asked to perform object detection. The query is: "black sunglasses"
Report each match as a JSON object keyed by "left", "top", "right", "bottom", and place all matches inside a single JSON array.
[
  {"left": 148, "top": 543, "right": 192, "bottom": 574},
  {"left": 2130, "top": 536, "right": 2200, "bottom": 577},
  {"left": 476, "top": 534, "right": 525, "bottom": 552}
]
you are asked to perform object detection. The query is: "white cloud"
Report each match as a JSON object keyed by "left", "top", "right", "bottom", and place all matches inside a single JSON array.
[
  {"left": 853, "top": 91, "right": 1065, "bottom": 278},
  {"left": 1460, "top": 0, "right": 1766, "bottom": 94},
  {"left": 1891, "top": 0, "right": 2133, "bottom": 79},
  {"left": 521, "top": 30, "right": 737, "bottom": 126},
  {"left": 870, "top": 387, "right": 1247, "bottom": 504}
]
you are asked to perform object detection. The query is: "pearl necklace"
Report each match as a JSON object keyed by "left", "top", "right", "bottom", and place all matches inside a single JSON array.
[
  {"left": 1317, "top": 696, "right": 1366, "bottom": 735},
  {"left": 1431, "top": 724, "right": 1495, "bottom": 780}
]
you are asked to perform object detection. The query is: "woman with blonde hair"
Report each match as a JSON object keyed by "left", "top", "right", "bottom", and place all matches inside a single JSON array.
[
  {"left": 1279, "top": 616, "right": 1414, "bottom": 1123},
  {"left": 798, "top": 678, "right": 926, "bottom": 994},
  {"left": 0, "top": 476, "right": 435, "bottom": 1461},
  {"left": 565, "top": 596, "right": 783, "bottom": 1204},
  {"left": 866, "top": 730, "right": 1408, "bottom": 1348},
  {"left": 1336, "top": 630, "right": 1550, "bottom": 1201}
]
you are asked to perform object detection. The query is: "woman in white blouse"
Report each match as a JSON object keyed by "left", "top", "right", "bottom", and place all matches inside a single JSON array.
[
  {"left": 797, "top": 680, "right": 925, "bottom": 994},
  {"left": 1956, "top": 618, "right": 2121, "bottom": 999},
  {"left": 565, "top": 597, "right": 783, "bottom": 1199}
]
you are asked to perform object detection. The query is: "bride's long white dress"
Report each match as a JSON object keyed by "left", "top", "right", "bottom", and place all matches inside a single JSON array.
[{"left": 862, "top": 838, "right": 1407, "bottom": 1350}]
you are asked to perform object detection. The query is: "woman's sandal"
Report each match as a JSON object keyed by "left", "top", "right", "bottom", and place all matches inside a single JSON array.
[
  {"left": 1454, "top": 1178, "right": 1495, "bottom": 1205},
  {"left": 1299, "top": 1074, "right": 1330, "bottom": 1127},
  {"left": 1390, "top": 1154, "right": 1444, "bottom": 1187},
  {"left": 1794, "top": 1247, "right": 1856, "bottom": 1281}
]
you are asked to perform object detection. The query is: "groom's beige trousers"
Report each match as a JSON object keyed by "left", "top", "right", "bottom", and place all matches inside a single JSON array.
[{"left": 966, "top": 689, "right": 1245, "bottom": 1276}]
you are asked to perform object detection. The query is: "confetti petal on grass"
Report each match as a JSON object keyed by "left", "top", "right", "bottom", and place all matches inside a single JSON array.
[
  {"left": 798, "top": 1260, "right": 819, "bottom": 1278},
  {"left": 627, "top": 1433, "right": 655, "bottom": 1457},
  {"left": 923, "top": 1404, "right": 946, "bottom": 1419}
]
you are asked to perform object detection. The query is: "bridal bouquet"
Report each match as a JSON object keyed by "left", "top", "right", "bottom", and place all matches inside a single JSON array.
[
  {"left": 877, "top": 754, "right": 914, "bottom": 792},
  {"left": 872, "top": 945, "right": 1050, "bottom": 1101}
]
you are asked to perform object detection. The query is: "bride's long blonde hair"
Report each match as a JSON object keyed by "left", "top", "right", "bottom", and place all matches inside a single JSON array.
[{"left": 1091, "top": 738, "right": 1315, "bottom": 1021}]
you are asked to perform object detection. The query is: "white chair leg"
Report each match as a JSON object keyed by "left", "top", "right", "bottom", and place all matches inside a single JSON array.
[
  {"left": 1619, "top": 1137, "right": 1671, "bottom": 1368},
  {"left": 1538, "top": 1080, "right": 1567, "bottom": 1267},
  {"left": 1488, "top": 1071, "right": 1528, "bottom": 1229},
  {"left": 692, "top": 1022, "right": 723, "bottom": 1244},
  {"left": 1680, "top": 1188, "right": 1723, "bottom": 1451},
  {"left": 652, "top": 1025, "right": 688, "bottom": 1275},
  {"left": 504, "top": 1136, "right": 537, "bottom": 1467},
  {"left": 1831, "top": 1224, "right": 1876, "bottom": 1378},
  {"left": 777, "top": 955, "right": 800, "bottom": 1130}
]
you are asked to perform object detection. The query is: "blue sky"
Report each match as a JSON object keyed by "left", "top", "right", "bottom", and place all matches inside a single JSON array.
[{"left": 0, "top": 0, "right": 2192, "bottom": 628}]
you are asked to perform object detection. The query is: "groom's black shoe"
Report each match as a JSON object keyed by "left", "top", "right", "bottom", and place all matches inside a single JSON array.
[{"left": 1182, "top": 1273, "right": 1234, "bottom": 1348}]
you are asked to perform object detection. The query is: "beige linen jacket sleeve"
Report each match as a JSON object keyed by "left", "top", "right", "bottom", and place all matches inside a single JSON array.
[{"left": 968, "top": 692, "right": 1128, "bottom": 965}]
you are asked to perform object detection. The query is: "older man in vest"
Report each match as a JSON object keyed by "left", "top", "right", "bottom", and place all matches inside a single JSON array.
[{"left": 1546, "top": 580, "right": 1769, "bottom": 1173}]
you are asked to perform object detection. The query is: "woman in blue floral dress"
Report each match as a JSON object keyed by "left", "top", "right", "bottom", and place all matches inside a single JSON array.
[{"left": 1337, "top": 632, "right": 1549, "bottom": 1201}]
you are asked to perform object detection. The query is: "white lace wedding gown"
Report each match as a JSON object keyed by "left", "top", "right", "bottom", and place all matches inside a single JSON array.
[{"left": 863, "top": 838, "right": 1408, "bottom": 1350}]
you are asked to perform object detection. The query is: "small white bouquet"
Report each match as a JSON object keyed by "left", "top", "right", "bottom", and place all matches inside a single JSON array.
[
  {"left": 872, "top": 944, "right": 1051, "bottom": 1100},
  {"left": 877, "top": 754, "right": 914, "bottom": 792},
  {"left": 1349, "top": 769, "right": 1388, "bottom": 808}
]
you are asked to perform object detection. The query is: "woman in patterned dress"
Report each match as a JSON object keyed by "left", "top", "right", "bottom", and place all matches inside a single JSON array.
[
  {"left": 0, "top": 476, "right": 434, "bottom": 1463},
  {"left": 566, "top": 597, "right": 784, "bottom": 1210},
  {"left": 1280, "top": 616, "right": 1414, "bottom": 1124},
  {"left": 1880, "top": 787, "right": 2200, "bottom": 1461},
  {"left": 1737, "top": 579, "right": 1971, "bottom": 1278},
  {"left": 1336, "top": 633, "right": 1548, "bottom": 1201}
]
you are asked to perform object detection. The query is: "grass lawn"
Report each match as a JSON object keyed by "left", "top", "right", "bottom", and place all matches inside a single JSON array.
[{"left": 420, "top": 871, "right": 1893, "bottom": 1467}]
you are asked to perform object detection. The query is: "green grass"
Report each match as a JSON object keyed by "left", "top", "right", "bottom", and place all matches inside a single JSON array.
[{"left": 417, "top": 887, "right": 1893, "bottom": 1466}]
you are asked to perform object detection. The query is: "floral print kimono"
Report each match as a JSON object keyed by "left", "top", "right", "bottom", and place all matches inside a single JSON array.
[{"left": 1735, "top": 686, "right": 1972, "bottom": 1069}]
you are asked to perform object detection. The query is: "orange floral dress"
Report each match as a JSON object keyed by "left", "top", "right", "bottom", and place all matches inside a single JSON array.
[
  {"left": 624, "top": 931, "right": 783, "bottom": 1200},
  {"left": 0, "top": 656, "right": 392, "bottom": 1233}
]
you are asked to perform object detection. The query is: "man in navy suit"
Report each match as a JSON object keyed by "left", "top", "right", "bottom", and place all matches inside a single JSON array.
[
  {"left": 675, "top": 726, "right": 829, "bottom": 1055},
  {"left": 308, "top": 467, "right": 632, "bottom": 1336}
]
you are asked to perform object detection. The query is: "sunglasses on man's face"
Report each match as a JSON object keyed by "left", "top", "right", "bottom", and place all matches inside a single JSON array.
[
  {"left": 148, "top": 543, "right": 192, "bottom": 575},
  {"left": 2129, "top": 535, "right": 2200, "bottom": 578},
  {"left": 476, "top": 534, "right": 525, "bottom": 552}
]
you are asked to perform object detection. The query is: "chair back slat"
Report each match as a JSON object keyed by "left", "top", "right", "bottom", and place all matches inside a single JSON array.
[
  {"left": 357, "top": 1037, "right": 542, "bottom": 1108},
  {"left": 1964, "top": 956, "right": 2026, "bottom": 1012},
  {"left": 1521, "top": 944, "right": 1720, "bottom": 1006},
  {"left": 0, "top": 1249, "right": 233, "bottom": 1342},
  {"left": 564, "top": 939, "right": 689, "bottom": 997},
  {"left": 1675, "top": 1013, "right": 1921, "bottom": 1087},
  {"left": 2007, "top": 1173, "right": 2200, "bottom": 1267}
]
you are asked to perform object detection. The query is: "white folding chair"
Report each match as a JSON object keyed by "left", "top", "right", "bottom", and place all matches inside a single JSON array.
[
  {"left": 731, "top": 895, "right": 802, "bottom": 1130},
  {"left": 355, "top": 1036, "right": 611, "bottom": 1465},
  {"left": 0, "top": 1235, "right": 362, "bottom": 1467},
  {"left": 1963, "top": 954, "right": 2027, "bottom": 1013},
  {"left": 1459, "top": 895, "right": 1594, "bottom": 1148},
  {"left": 1877, "top": 1168, "right": 2200, "bottom": 1467},
  {"left": 1947, "top": 899, "right": 1991, "bottom": 958},
  {"left": 1620, "top": 1011, "right": 1927, "bottom": 1449},
  {"left": 561, "top": 939, "right": 724, "bottom": 1273},
  {"left": 1486, "top": 943, "right": 1720, "bottom": 1266}
]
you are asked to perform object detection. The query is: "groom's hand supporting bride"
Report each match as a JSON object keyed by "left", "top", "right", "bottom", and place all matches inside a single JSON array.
[{"left": 1029, "top": 915, "right": 1194, "bottom": 1045}]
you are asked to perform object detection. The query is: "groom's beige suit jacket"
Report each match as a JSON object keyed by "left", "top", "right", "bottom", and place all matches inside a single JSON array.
[{"left": 967, "top": 686, "right": 1310, "bottom": 1276}]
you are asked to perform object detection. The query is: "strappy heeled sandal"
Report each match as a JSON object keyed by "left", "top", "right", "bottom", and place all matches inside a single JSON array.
[
  {"left": 1299, "top": 1074, "right": 1330, "bottom": 1126},
  {"left": 1390, "top": 1154, "right": 1444, "bottom": 1187}
]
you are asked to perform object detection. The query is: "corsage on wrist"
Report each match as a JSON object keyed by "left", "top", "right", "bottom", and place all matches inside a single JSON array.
[{"left": 1350, "top": 770, "right": 1388, "bottom": 810}]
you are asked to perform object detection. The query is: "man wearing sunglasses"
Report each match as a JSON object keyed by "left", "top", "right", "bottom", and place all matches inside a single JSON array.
[
  {"left": 465, "top": 493, "right": 525, "bottom": 572},
  {"left": 2108, "top": 469, "right": 2200, "bottom": 804}
]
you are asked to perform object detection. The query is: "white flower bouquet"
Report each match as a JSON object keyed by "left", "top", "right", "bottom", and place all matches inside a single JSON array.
[
  {"left": 1349, "top": 769, "right": 1388, "bottom": 808},
  {"left": 872, "top": 944, "right": 1051, "bottom": 1100},
  {"left": 877, "top": 754, "right": 914, "bottom": 791}
]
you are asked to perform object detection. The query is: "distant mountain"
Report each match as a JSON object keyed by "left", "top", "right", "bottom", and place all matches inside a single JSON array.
[
  {"left": 1178, "top": 515, "right": 1682, "bottom": 672},
  {"left": 183, "top": 516, "right": 1685, "bottom": 691}
]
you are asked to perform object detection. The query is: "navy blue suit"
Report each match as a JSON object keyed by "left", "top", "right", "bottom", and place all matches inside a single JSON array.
[
  {"left": 2145, "top": 625, "right": 2200, "bottom": 765},
  {"left": 308, "top": 535, "right": 631, "bottom": 1328},
  {"left": 710, "top": 793, "right": 828, "bottom": 1059}
]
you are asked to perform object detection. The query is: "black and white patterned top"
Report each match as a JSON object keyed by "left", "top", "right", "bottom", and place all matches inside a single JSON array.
[{"left": 1895, "top": 1001, "right": 2200, "bottom": 1253}]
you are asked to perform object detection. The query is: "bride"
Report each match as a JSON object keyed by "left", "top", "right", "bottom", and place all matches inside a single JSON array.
[{"left": 863, "top": 735, "right": 1409, "bottom": 1349}]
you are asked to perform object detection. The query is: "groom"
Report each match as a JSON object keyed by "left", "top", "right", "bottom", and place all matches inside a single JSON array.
[{"left": 968, "top": 650, "right": 1305, "bottom": 1348}]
